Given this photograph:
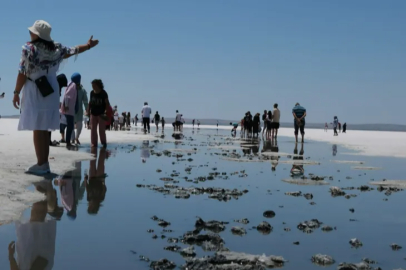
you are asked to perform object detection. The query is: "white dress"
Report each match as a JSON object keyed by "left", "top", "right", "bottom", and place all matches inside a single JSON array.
[
  {"left": 17, "top": 42, "right": 78, "bottom": 131},
  {"left": 15, "top": 220, "right": 57, "bottom": 270}
]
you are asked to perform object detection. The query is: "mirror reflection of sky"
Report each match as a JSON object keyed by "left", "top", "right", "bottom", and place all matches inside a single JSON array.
[{"left": 1, "top": 128, "right": 405, "bottom": 270}]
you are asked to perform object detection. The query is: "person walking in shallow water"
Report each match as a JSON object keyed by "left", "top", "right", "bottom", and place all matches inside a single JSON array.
[
  {"left": 12, "top": 20, "right": 99, "bottom": 174},
  {"left": 292, "top": 103, "right": 306, "bottom": 143},
  {"left": 343, "top": 122, "right": 347, "bottom": 133}
]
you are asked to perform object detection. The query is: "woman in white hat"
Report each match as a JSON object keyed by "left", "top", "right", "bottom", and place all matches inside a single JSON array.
[{"left": 12, "top": 20, "right": 99, "bottom": 174}]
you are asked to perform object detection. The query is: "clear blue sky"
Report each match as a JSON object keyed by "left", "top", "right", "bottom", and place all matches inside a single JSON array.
[{"left": 0, "top": 0, "right": 405, "bottom": 124}]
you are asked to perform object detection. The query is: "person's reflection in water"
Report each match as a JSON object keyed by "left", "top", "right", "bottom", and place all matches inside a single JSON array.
[
  {"left": 54, "top": 162, "right": 85, "bottom": 220},
  {"left": 85, "top": 148, "right": 108, "bottom": 215},
  {"left": 270, "top": 138, "right": 279, "bottom": 171},
  {"left": 251, "top": 139, "right": 260, "bottom": 155},
  {"left": 332, "top": 144, "right": 337, "bottom": 156},
  {"left": 141, "top": 140, "right": 151, "bottom": 163},
  {"left": 8, "top": 180, "right": 63, "bottom": 270},
  {"left": 290, "top": 142, "right": 305, "bottom": 178}
]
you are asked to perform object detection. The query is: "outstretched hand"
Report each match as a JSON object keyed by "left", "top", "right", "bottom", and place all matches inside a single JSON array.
[{"left": 88, "top": 35, "right": 99, "bottom": 49}]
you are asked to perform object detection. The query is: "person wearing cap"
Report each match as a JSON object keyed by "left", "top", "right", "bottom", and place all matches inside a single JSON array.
[
  {"left": 12, "top": 20, "right": 99, "bottom": 174},
  {"left": 141, "top": 102, "right": 152, "bottom": 133},
  {"left": 292, "top": 102, "right": 307, "bottom": 143}
]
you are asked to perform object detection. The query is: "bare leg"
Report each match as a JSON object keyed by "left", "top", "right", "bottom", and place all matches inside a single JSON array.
[{"left": 33, "top": 130, "right": 50, "bottom": 166}]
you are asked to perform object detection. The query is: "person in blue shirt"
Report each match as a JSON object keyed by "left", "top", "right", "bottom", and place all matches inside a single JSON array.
[
  {"left": 292, "top": 103, "right": 307, "bottom": 143},
  {"left": 230, "top": 122, "right": 238, "bottom": 136}
]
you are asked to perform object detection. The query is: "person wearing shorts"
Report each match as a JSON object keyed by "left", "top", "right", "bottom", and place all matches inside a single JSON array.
[
  {"left": 271, "top": 103, "right": 280, "bottom": 138},
  {"left": 292, "top": 102, "right": 306, "bottom": 143}
]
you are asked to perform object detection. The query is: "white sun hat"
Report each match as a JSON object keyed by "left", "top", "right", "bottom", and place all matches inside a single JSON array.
[{"left": 28, "top": 20, "right": 52, "bottom": 42}]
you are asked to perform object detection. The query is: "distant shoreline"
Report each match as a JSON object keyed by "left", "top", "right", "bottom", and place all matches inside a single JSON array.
[{"left": 1, "top": 115, "right": 405, "bottom": 132}]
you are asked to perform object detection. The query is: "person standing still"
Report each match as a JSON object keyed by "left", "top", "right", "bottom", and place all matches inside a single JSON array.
[
  {"left": 141, "top": 102, "right": 151, "bottom": 133},
  {"left": 61, "top": 73, "right": 79, "bottom": 147},
  {"left": 88, "top": 79, "right": 109, "bottom": 148},
  {"left": 333, "top": 116, "right": 339, "bottom": 136},
  {"left": 154, "top": 111, "right": 160, "bottom": 132},
  {"left": 12, "top": 20, "right": 99, "bottom": 174},
  {"left": 292, "top": 103, "right": 306, "bottom": 143},
  {"left": 272, "top": 103, "right": 280, "bottom": 138},
  {"left": 262, "top": 110, "right": 267, "bottom": 136}
]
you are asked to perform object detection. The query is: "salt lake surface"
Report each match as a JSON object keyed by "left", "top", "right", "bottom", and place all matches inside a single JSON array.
[{"left": 0, "top": 128, "right": 405, "bottom": 269}]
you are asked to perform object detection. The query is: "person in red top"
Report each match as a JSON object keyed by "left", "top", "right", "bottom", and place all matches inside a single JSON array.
[{"left": 105, "top": 105, "right": 113, "bottom": 130}]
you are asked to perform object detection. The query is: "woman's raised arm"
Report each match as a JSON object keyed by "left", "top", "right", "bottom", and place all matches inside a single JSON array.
[{"left": 64, "top": 36, "right": 99, "bottom": 59}]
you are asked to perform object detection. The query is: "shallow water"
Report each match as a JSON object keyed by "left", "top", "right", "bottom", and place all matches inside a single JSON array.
[{"left": 1, "top": 128, "right": 405, "bottom": 269}]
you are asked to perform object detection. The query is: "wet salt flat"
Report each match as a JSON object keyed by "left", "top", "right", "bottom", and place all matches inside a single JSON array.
[{"left": 1, "top": 128, "right": 406, "bottom": 269}]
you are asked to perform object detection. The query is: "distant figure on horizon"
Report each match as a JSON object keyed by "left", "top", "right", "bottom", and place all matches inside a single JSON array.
[
  {"left": 272, "top": 103, "right": 280, "bottom": 138},
  {"left": 230, "top": 122, "right": 238, "bottom": 135},
  {"left": 253, "top": 113, "right": 260, "bottom": 138},
  {"left": 217, "top": 120, "right": 219, "bottom": 129},
  {"left": 265, "top": 110, "right": 272, "bottom": 139},
  {"left": 343, "top": 122, "right": 347, "bottom": 133},
  {"left": 127, "top": 112, "right": 131, "bottom": 128},
  {"left": 175, "top": 110, "right": 182, "bottom": 132},
  {"left": 292, "top": 102, "right": 306, "bottom": 143},
  {"left": 161, "top": 117, "right": 165, "bottom": 132},
  {"left": 244, "top": 112, "right": 253, "bottom": 138},
  {"left": 338, "top": 122, "right": 341, "bottom": 133},
  {"left": 154, "top": 111, "right": 160, "bottom": 132},
  {"left": 141, "top": 102, "right": 152, "bottom": 133},
  {"left": 192, "top": 119, "right": 195, "bottom": 128},
  {"left": 262, "top": 110, "right": 267, "bottom": 136},
  {"left": 135, "top": 114, "right": 139, "bottom": 126},
  {"left": 333, "top": 116, "right": 339, "bottom": 136},
  {"left": 324, "top": 122, "right": 328, "bottom": 132},
  {"left": 197, "top": 120, "right": 200, "bottom": 128}
]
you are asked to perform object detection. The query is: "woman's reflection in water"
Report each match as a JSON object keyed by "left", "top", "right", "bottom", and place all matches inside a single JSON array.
[
  {"left": 54, "top": 161, "right": 86, "bottom": 220},
  {"left": 9, "top": 180, "right": 63, "bottom": 270},
  {"left": 85, "top": 147, "right": 108, "bottom": 215}
]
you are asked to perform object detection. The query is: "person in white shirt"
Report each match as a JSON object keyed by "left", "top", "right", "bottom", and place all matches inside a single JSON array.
[
  {"left": 272, "top": 103, "right": 281, "bottom": 138},
  {"left": 113, "top": 111, "right": 119, "bottom": 131},
  {"left": 141, "top": 102, "right": 152, "bottom": 133},
  {"left": 118, "top": 114, "right": 124, "bottom": 130}
]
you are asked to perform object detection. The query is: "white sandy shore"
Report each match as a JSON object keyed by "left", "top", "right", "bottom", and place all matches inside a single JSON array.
[
  {"left": 1, "top": 119, "right": 405, "bottom": 224},
  {"left": 0, "top": 119, "right": 156, "bottom": 224},
  {"left": 184, "top": 124, "right": 406, "bottom": 158}
]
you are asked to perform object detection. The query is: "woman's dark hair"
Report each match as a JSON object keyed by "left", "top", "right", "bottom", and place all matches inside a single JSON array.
[
  {"left": 31, "top": 38, "right": 56, "bottom": 51},
  {"left": 268, "top": 111, "right": 272, "bottom": 118},
  {"left": 91, "top": 79, "right": 104, "bottom": 91}
]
